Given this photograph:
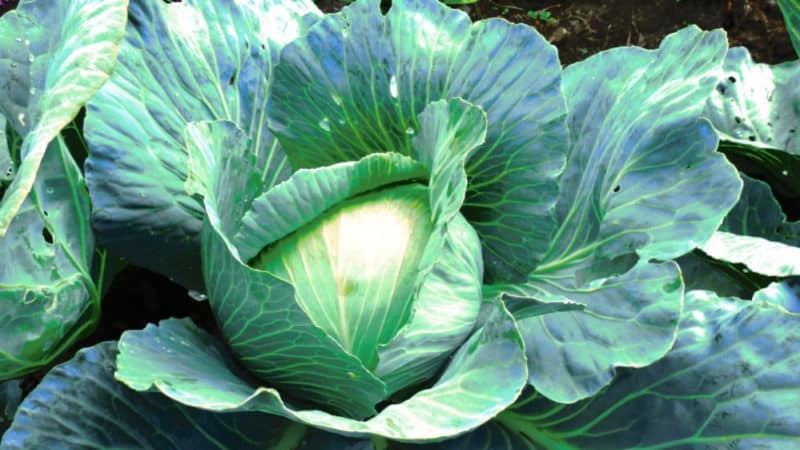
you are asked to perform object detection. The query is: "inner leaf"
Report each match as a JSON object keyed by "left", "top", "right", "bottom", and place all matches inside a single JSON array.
[{"left": 251, "top": 184, "right": 433, "bottom": 369}]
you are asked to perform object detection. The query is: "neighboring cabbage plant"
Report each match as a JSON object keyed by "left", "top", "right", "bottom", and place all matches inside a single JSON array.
[
  {"left": 0, "top": 0, "right": 126, "bottom": 380},
  {"left": 2, "top": 0, "right": 800, "bottom": 448},
  {"left": 691, "top": 1, "right": 800, "bottom": 290}
]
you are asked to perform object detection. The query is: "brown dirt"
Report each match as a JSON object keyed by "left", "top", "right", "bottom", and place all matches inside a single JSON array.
[{"left": 315, "top": 0, "right": 795, "bottom": 65}]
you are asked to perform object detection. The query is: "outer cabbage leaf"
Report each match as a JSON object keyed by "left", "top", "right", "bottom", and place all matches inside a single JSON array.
[
  {"left": 492, "top": 261, "right": 682, "bottom": 404},
  {"left": 699, "top": 231, "right": 800, "bottom": 277},
  {"left": 269, "top": 0, "right": 568, "bottom": 282},
  {"left": 777, "top": 0, "right": 800, "bottom": 56},
  {"left": 495, "top": 290, "right": 800, "bottom": 449},
  {"left": 413, "top": 288, "right": 800, "bottom": 449},
  {"left": 83, "top": 0, "right": 320, "bottom": 288},
  {"left": 678, "top": 174, "right": 794, "bottom": 297},
  {"left": 489, "top": 26, "right": 739, "bottom": 403},
  {"left": 114, "top": 300, "right": 525, "bottom": 443},
  {"left": 721, "top": 174, "right": 800, "bottom": 244},
  {"left": 754, "top": 279, "right": 800, "bottom": 313},
  {"left": 0, "top": 342, "right": 369, "bottom": 450},
  {"left": 0, "top": 135, "right": 100, "bottom": 380},
  {"left": 698, "top": 174, "right": 800, "bottom": 277},
  {"left": 704, "top": 46, "right": 800, "bottom": 197},
  {"left": 0, "top": 0, "right": 127, "bottom": 233}
]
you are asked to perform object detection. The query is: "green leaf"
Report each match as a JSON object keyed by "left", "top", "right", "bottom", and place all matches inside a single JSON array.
[
  {"left": 83, "top": 0, "right": 320, "bottom": 288},
  {"left": 547, "top": 26, "right": 738, "bottom": 271},
  {"left": 753, "top": 279, "right": 800, "bottom": 312},
  {"left": 386, "top": 422, "right": 529, "bottom": 450},
  {"left": 699, "top": 231, "right": 800, "bottom": 277},
  {"left": 721, "top": 174, "right": 800, "bottom": 245},
  {"left": 0, "top": 137, "right": 99, "bottom": 380},
  {"left": 0, "top": 0, "right": 127, "bottom": 234},
  {"left": 375, "top": 99, "right": 486, "bottom": 394},
  {"left": 252, "top": 184, "right": 436, "bottom": 369},
  {"left": 115, "top": 301, "right": 526, "bottom": 442},
  {"left": 497, "top": 261, "right": 682, "bottom": 404},
  {"left": 489, "top": 26, "right": 735, "bottom": 403},
  {"left": 479, "top": 289, "right": 800, "bottom": 449},
  {"left": 233, "top": 153, "right": 428, "bottom": 262},
  {"left": 703, "top": 47, "right": 800, "bottom": 197},
  {"left": 198, "top": 101, "right": 491, "bottom": 416},
  {"left": 269, "top": 0, "right": 569, "bottom": 282},
  {"left": 678, "top": 175, "right": 795, "bottom": 297},
  {"left": 777, "top": 0, "right": 800, "bottom": 57},
  {"left": 201, "top": 129, "right": 390, "bottom": 419},
  {"left": 1, "top": 342, "right": 368, "bottom": 450},
  {"left": 698, "top": 175, "right": 800, "bottom": 278}
]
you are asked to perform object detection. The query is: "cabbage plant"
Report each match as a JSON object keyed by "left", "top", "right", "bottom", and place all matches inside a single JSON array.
[{"left": 1, "top": 0, "right": 800, "bottom": 448}]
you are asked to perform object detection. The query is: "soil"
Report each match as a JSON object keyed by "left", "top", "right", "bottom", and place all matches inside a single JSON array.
[
  {"left": 5, "top": 0, "right": 797, "bottom": 399},
  {"left": 316, "top": 0, "right": 796, "bottom": 65}
]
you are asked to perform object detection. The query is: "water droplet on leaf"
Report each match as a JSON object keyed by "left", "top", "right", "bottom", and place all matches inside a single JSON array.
[
  {"left": 389, "top": 75, "right": 398, "bottom": 98},
  {"left": 187, "top": 290, "right": 208, "bottom": 301},
  {"left": 319, "top": 117, "right": 331, "bottom": 131}
]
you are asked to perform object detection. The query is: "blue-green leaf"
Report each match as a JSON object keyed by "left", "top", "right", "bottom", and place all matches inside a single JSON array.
[
  {"left": 491, "top": 26, "right": 736, "bottom": 404},
  {"left": 697, "top": 175, "right": 800, "bottom": 278},
  {"left": 200, "top": 126, "right": 389, "bottom": 419},
  {"left": 547, "top": 26, "right": 738, "bottom": 270},
  {"left": 0, "top": 0, "right": 127, "bottom": 234},
  {"left": 754, "top": 279, "right": 800, "bottom": 313},
  {"left": 699, "top": 231, "right": 800, "bottom": 277},
  {"left": 479, "top": 289, "right": 800, "bottom": 449},
  {"left": 721, "top": 174, "right": 800, "bottom": 244},
  {"left": 1, "top": 342, "right": 368, "bottom": 450},
  {"left": 375, "top": 99, "right": 486, "bottom": 394},
  {"left": 84, "top": 0, "right": 320, "bottom": 288},
  {"left": 115, "top": 300, "right": 525, "bottom": 442},
  {"left": 703, "top": 47, "right": 800, "bottom": 197},
  {"left": 0, "top": 136, "right": 99, "bottom": 380},
  {"left": 269, "top": 0, "right": 568, "bottom": 282},
  {"left": 500, "top": 261, "right": 682, "bottom": 404}
]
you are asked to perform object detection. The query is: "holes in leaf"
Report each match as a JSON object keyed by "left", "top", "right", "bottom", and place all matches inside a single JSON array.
[
  {"left": 42, "top": 227, "right": 53, "bottom": 244},
  {"left": 734, "top": 116, "right": 742, "bottom": 124},
  {"left": 228, "top": 73, "right": 237, "bottom": 85},
  {"left": 613, "top": 185, "right": 621, "bottom": 193},
  {"left": 717, "top": 83, "right": 726, "bottom": 94},
  {"left": 728, "top": 75, "right": 736, "bottom": 83},
  {"left": 748, "top": 135, "right": 756, "bottom": 141}
]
